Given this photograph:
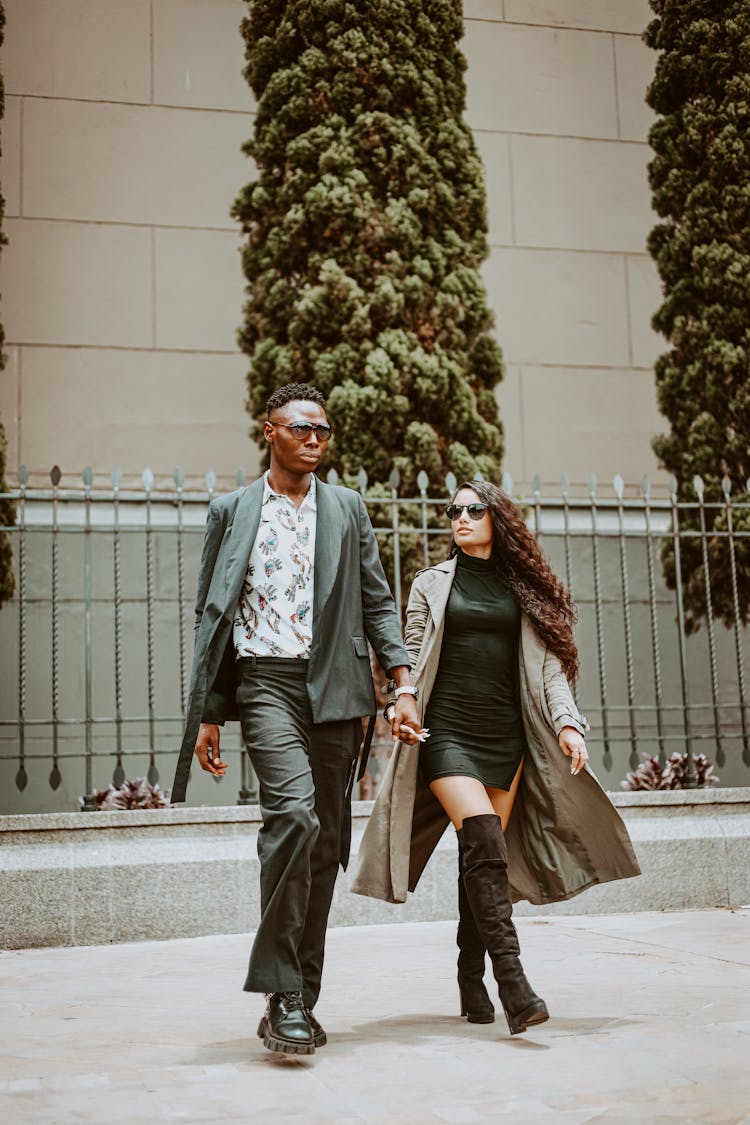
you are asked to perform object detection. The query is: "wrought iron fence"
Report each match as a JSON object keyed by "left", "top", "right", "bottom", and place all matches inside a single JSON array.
[{"left": 1, "top": 465, "right": 748, "bottom": 813}]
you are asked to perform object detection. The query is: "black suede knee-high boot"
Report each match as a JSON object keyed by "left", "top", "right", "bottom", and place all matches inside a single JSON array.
[
  {"left": 456, "top": 831, "right": 495, "bottom": 1024},
  {"left": 458, "top": 813, "right": 549, "bottom": 1035}
]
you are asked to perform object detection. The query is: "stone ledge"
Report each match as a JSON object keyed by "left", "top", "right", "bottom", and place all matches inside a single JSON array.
[
  {"left": 1, "top": 790, "right": 748, "bottom": 949},
  {"left": 612, "top": 786, "right": 750, "bottom": 807},
  {"left": 3, "top": 787, "right": 748, "bottom": 833}
]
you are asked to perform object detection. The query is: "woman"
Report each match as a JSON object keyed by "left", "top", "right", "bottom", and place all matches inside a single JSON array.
[{"left": 352, "top": 481, "right": 640, "bottom": 1036}]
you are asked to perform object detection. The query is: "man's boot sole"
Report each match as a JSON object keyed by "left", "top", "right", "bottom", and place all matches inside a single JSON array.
[{"left": 256, "top": 1016, "right": 316, "bottom": 1055}]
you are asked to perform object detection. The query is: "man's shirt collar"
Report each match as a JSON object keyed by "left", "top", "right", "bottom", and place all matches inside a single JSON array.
[{"left": 262, "top": 470, "right": 317, "bottom": 511}]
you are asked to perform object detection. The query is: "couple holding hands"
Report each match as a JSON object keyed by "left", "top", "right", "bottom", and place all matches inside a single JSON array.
[{"left": 172, "top": 382, "right": 639, "bottom": 1055}]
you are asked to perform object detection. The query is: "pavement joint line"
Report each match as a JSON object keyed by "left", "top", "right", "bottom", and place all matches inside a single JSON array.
[{"left": 547, "top": 919, "right": 750, "bottom": 967}]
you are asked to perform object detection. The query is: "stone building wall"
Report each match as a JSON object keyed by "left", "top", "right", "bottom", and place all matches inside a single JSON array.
[{"left": 0, "top": 0, "right": 663, "bottom": 493}]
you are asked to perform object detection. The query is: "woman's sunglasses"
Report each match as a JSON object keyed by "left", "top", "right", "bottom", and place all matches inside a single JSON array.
[{"left": 445, "top": 502, "right": 489, "bottom": 522}]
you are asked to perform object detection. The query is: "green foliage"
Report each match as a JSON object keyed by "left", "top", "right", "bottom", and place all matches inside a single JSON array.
[
  {"left": 645, "top": 1, "right": 750, "bottom": 631},
  {"left": 233, "top": 0, "right": 505, "bottom": 495},
  {"left": 0, "top": 0, "right": 16, "bottom": 608}
]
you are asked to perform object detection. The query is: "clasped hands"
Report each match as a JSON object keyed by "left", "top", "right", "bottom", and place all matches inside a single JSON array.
[{"left": 388, "top": 695, "right": 428, "bottom": 745}]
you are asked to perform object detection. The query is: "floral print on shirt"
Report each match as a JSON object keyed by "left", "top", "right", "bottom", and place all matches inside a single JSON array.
[{"left": 233, "top": 477, "right": 317, "bottom": 659}]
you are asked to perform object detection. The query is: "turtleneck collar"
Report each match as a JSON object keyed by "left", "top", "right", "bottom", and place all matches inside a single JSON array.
[{"left": 456, "top": 548, "right": 498, "bottom": 573}]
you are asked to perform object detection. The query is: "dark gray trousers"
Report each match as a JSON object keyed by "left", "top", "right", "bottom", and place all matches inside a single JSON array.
[{"left": 237, "top": 657, "right": 360, "bottom": 1007}]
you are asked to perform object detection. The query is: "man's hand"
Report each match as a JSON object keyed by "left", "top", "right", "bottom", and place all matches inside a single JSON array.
[
  {"left": 194, "top": 723, "right": 228, "bottom": 777},
  {"left": 558, "top": 726, "right": 589, "bottom": 775}
]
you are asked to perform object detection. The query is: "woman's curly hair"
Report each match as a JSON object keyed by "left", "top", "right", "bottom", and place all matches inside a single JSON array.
[{"left": 449, "top": 480, "right": 579, "bottom": 681}]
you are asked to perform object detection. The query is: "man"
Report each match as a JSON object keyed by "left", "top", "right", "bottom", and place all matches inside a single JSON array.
[{"left": 172, "top": 383, "right": 419, "bottom": 1055}]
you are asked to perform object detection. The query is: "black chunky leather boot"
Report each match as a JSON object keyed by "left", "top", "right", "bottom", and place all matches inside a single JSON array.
[
  {"left": 459, "top": 813, "right": 549, "bottom": 1036},
  {"left": 257, "top": 991, "right": 315, "bottom": 1054},
  {"left": 456, "top": 831, "right": 495, "bottom": 1024}
]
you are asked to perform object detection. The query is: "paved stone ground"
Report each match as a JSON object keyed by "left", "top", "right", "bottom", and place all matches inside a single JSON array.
[{"left": 1, "top": 910, "right": 749, "bottom": 1124}]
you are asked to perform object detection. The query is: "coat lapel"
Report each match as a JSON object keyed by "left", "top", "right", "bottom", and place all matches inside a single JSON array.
[
  {"left": 408, "top": 558, "right": 455, "bottom": 686},
  {"left": 224, "top": 479, "right": 264, "bottom": 607},
  {"left": 422, "top": 558, "right": 456, "bottom": 626},
  {"left": 313, "top": 479, "right": 343, "bottom": 621}
]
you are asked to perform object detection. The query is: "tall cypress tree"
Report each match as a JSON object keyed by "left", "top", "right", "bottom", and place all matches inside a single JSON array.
[
  {"left": 233, "top": 0, "right": 504, "bottom": 493},
  {"left": 0, "top": 0, "right": 16, "bottom": 609},
  {"left": 646, "top": 1, "right": 750, "bottom": 631}
]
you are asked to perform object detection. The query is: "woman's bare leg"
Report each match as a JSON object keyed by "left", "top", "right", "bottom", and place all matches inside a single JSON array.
[
  {"left": 486, "top": 759, "right": 524, "bottom": 830},
  {"left": 429, "top": 758, "right": 524, "bottom": 829},
  {"left": 429, "top": 776, "right": 494, "bottom": 828}
]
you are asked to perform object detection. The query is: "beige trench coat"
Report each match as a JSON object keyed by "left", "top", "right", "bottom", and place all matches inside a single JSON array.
[{"left": 351, "top": 557, "right": 640, "bottom": 905}]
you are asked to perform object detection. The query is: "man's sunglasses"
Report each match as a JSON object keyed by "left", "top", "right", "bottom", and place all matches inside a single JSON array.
[
  {"left": 268, "top": 421, "right": 333, "bottom": 441},
  {"left": 445, "top": 502, "right": 489, "bottom": 521}
]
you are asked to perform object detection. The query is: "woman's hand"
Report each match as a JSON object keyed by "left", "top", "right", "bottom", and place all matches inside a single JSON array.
[{"left": 558, "top": 726, "right": 589, "bottom": 775}]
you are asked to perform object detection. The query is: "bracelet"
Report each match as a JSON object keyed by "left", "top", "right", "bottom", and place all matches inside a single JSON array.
[{"left": 394, "top": 685, "right": 417, "bottom": 698}]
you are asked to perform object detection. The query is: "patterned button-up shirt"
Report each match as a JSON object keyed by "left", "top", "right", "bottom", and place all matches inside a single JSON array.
[{"left": 233, "top": 473, "right": 317, "bottom": 659}]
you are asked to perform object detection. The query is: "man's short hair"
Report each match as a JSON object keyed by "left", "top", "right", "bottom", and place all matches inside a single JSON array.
[{"left": 266, "top": 383, "right": 327, "bottom": 416}]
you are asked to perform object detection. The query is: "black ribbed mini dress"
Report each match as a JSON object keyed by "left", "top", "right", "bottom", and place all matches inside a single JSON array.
[{"left": 420, "top": 549, "right": 526, "bottom": 791}]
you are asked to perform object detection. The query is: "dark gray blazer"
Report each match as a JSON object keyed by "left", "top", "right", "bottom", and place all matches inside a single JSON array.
[{"left": 172, "top": 476, "right": 409, "bottom": 802}]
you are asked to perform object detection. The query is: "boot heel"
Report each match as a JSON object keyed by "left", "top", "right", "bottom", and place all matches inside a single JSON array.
[
  {"left": 502, "top": 998, "right": 549, "bottom": 1036},
  {"left": 459, "top": 986, "right": 495, "bottom": 1024}
]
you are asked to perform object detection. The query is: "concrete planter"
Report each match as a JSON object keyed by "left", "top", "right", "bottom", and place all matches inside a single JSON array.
[{"left": 1, "top": 789, "right": 748, "bottom": 950}]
